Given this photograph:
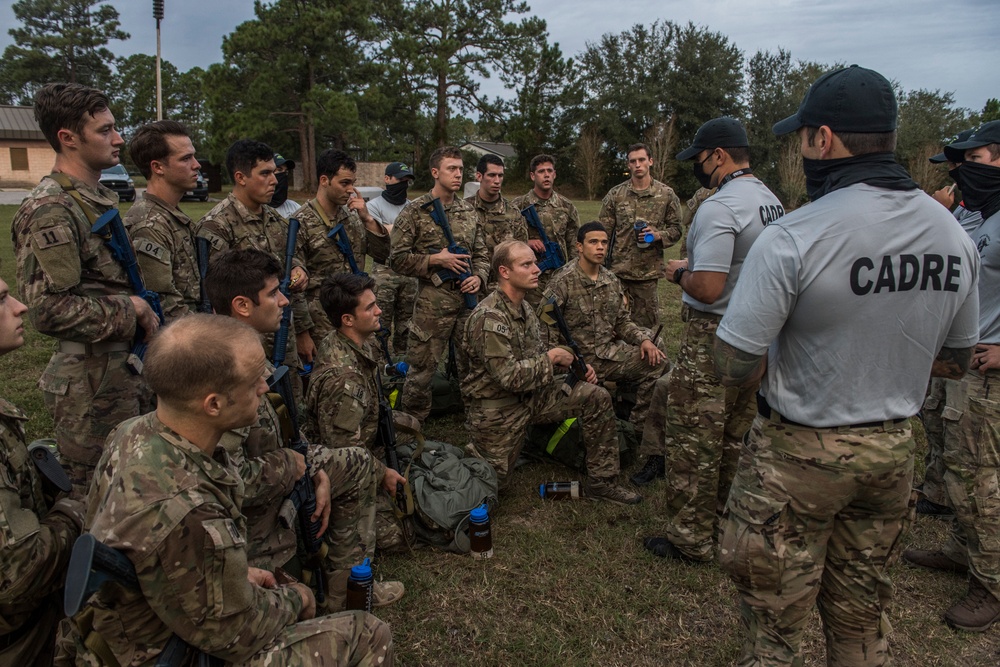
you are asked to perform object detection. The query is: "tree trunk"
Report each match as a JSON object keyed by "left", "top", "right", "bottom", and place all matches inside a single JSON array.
[{"left": 434, "top": 71, "right": 448, "bottom": 147}]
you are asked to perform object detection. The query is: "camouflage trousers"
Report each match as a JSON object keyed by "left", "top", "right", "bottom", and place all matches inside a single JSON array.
[
  {"left": 38, "top": 350, "right": 142, "bottom": 498},
  {"left": 619, "top": 278, "right": 660, "bottom": 328},
  {"left": 918, "top": 376, "right": 951, "bottom": 506},
  {"left": 639, "top": 373, "right": 670, "bottom": 458},
  {"left": 465, "top": 381, "right": 620, "bottom": 489},
  {"left": 939, "top": 369, "right": 1000, "bottom": 599},
  {"left": 720, "top": 414, "right": 915, "bottom": 667},
  {"left": 372, "top": 263, "right": 418, "bottom": 357},
  {"left": 0, "top": 596, "right": 60, "bottom": 666},
  {"left": 661, "top": 313, "right": 757, "bottom": 561},
  {"left": 401, "top": 284, "right": 471, "bottom": 422},
  {"left": 239, "top": 611, "right": 394, "bottom": 667},
  {"left": 319, "top": 446, "right": 378, "bottom": 573},
  {"left": 590, "top": 346, "right": 669, "bottom": 443}
]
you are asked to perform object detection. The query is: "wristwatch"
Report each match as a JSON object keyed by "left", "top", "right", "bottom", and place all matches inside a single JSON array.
[{"left": 673, "top": 267, "right": 687, "bottom": 284}]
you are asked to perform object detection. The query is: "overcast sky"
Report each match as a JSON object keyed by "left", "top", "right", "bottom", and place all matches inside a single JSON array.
[{"left": 1, "top": 0, "right": 997, "bottom": 112}]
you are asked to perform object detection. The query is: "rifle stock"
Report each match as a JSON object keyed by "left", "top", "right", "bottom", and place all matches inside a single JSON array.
[
  {"left": 520, "top": 204, "right": 565, "bottom": 273},
  {"left": 422, "top": 198, "right": 477, "bottom": 309},
  {"left": 538, "top": 296, "right": 589, "bottom": 393}
]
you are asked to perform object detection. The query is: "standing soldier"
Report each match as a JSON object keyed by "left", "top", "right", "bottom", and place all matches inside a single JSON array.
[
  {"left": 389, "top": 146, "right": 489, "bottom": 422},
  {"left": 11, "top": 83, "right": 159, "bottom": 495},
  {"left": 714, "top": 65, "right": 979, "bottom": 664},
  {"left": 599, "top": 143, "right": 682, "bottom": 328},
  {"left": 0, "top": 273, "right": 85, "bottom": 665},
  {"left": 512, "top": 154, "right": 579, "bottom": 306},
  {"left": 292, "top": 150, "right": 390, "bottom": 351},
  {"left": 124, "top": 120, "right": 203, "bottom": 321},
  {"left": 641, "top": 117, "right": 783, "bottom": 557},
  {"left": 466, "top": 154, "right": 527, "bottom": 289},
  {"left": 369, "top": 162, "right": 418, "bottom": 357}
]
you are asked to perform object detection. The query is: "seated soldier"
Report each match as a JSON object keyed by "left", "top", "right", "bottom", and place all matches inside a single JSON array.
[
  {"left": 461, "top": 240, "right": 641, "bottom": 504},
  {"left": 60, "top": 314, "right": 393, "bottom": 665},
  {"left": 0, "top": 273, "right": 85, "bottom": 664},
  {"left": 205, "top": 248, "right": 403, "bottom": 610},
  {"left": 540, "top": 221, "right": 668, "bottom": 443}
]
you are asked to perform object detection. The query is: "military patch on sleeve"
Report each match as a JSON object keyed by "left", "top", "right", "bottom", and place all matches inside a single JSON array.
[
  {"left": 31, "top": 226, "right": 71, "bottom": 250},
  {"left": 483, "top": 319, "right": 510, "bottom": 337},
  {"left": 134, "top": 238, "right": 168, "bottom": 263},
  {"left": 202, "top": 517, "right": 247, "bottom": 548}
]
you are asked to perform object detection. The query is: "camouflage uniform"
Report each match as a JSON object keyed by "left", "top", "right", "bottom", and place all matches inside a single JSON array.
[
  {"left": 293, "top": 199, "right": 390, "bottom": 341},
  {"left": 918, "top": 376, "right": 951, "bottom": 507},
  {"left": 540, "top": 259, "right": 668, "bottom": 440},
  {"left": 465, "top": 192, "right": 527, "bottom": 289},
  {"left": 598, "top": 179, "right": 682, "bottom": 327},
  {"left": 461, "top": 288, "right": 620, "bottom": 487},
  {"left": 61, "top": 412, "right": 393, "bottom": 666},
  {"left": 11, "top": 174, "right": 143, "bottom": 495},
  {"left": 123, "top": 192, "right": 200, "bottom": 320},
  {"left": 305, "top": 331, "right": 410, "bottom": 552},
  {"left": 0, "top": 398, "right": 84, "bottom": 665},
  {"left": 511, "top": 189, "right": 579, "bottom": 306},
  {"left": 389, "top": 193, "right": 489, "bottom": 422}
]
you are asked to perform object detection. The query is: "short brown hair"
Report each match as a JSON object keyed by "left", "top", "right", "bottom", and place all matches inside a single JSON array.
[
  {"left": 492, "top": 240, "right": 532, "bottom": 278},
  {"left": 34, "top": 83, "right": 111, "bottom": 152},
  {"left": 129, "top": 120, "right": 191, "bottom": 179},
  {"left": 429, "top": 146, "right": 462, "bottom": 171},
  {"left": 626, "top": 143, "right": 651, "bottom": 159},
  {"left": 530, "top": 154, "right": 555, "bottom": 172},
  {"left": 806, "top": 126, "right": 897, "bottom": 155},
  {"left": 320, "top": 273, "right": 377, "bottom": 329},
  {"left": 984, "top": 143, "right": 1000, "bottom": 161},
  {"left": 144, "top": 314, "right": 260, "bottom": 406}
]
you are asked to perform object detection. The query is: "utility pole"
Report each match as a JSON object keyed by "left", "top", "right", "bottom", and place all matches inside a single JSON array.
[{"left": 154, "top": 0, "right": 164, "bottom": 120}]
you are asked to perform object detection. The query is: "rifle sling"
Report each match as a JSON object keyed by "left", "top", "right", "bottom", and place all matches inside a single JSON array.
[
  {"left": 76, "top": 606, "right": 123, "bottom": 667},
  {"left": 50, "top": 172, "right": 100, "bottom": 226}
]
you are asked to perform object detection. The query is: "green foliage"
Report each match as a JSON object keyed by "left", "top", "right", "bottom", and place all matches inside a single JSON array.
[
  {"left": 897, "top": 89, "right": 971, "bottom": 192},
  {"left": 979, "top": 98, "right": 1000, "bottom": 123},
  {"left": 0, "top": 0, "right": 129, "bottom": 104}
]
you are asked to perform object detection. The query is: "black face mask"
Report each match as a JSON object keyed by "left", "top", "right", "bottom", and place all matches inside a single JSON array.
[
  {"left": 957, "top": 161, "right": 1000, "bottom": 219},
  {"left": 800, "top": 152, "right": 918, "bottom": 201},
  {"left": 693, "top": 155, "right": 719, "bottom": 189},
  {"left": 270, "top": 171, "right": 289, "bottom": 207},
  {"left": 382, "top": 180, "right": 410, "bottom": 206},
  {"left": 949, "top": 165, "right": 963, "bottom": 189}
]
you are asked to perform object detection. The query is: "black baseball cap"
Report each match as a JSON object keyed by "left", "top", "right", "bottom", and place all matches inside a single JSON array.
[
  {"left": 273, "top": 153, "right": 295, "bottom": 169},
  {"left": 772, "top": 65, "right": 897, "bottom": 136},
  {"left": 385, "top": 162, "right": 414, "bottom": 179},
  {"left": 929, "top": 128, "right": 976, "bottom": 164},
  {"left": 676, "top": 117, "right": 749, "bottom": 161},
  {"left": 948, "top": 120, "right": 1000, "bottom": 152}
]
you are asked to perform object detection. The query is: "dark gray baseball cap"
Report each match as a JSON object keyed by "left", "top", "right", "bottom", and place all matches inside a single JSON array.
[
  {"left": 772, "top": 65, "right": 897, "bottom": 136},
  {"left": 676, "top": 117, "right": 749, "bottom": 161},
  {"left": 929, "top": 128, "right": 977, "bottom": 164},
  {"left": 948, "top": 120, "right": 1000, "bottom": 152}
]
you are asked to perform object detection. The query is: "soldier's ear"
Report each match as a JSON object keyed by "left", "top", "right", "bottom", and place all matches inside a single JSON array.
[
  {"left": 231, "top": 295, "right": 253, "bottom": 318},
  {"left": 203, "top": 392, "right": 225, "bottom": 418}
]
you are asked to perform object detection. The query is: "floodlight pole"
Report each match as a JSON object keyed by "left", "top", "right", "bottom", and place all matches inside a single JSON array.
[{"left": 154, "top": 0, "right": 164, "bottom": 120}]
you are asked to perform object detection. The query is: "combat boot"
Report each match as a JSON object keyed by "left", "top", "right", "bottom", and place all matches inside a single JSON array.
[
  {"left": 915, "top": 497, "right": 955, "bottom": 519},
  {"left": 902, "top": 549, "right": 968, "bottom": 574},
  {"left": 322, "top": 569, "right": 406, "bottom": 613},
  {"left": 584, "top": 478, "right": 642, "bottom": 505},
  {"left": 944, "top": 577, "right": 1000, "bottom": 632},
  {"left": 630, "top": 455, "right": 665, "bottom": 486}
]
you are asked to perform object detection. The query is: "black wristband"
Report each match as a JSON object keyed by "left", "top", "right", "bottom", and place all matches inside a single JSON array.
[{"left": 673, "top": 267, "right": 687, "bottom": 284}]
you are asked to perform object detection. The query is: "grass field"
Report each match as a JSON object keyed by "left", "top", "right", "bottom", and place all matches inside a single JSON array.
[{"left": 2, "top": 196, "right": 999, "bottom": 665}]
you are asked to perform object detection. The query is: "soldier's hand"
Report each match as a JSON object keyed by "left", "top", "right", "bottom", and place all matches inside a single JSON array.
[
  {"left": 289, "top": 450, "right": 307, "bottom": 480},
  {"left": 292, "top": 582, "right": 317, "bottom": 620},
  {"left": 297, "top": 330, "right": 316, "bottom": 364},
  {"left": 289, "top": 266, "right": 309, "bottom": 292},
  {"left": 311, "top": 469, "right": 331, "bottom": 538},
  {"left": 459, "top": 275, "right": 481, "bottom": 294},
  {"left": 584, "top": 364, "right": 598, "bottom": 384},
  {"left": 383, "top": 467, "right": 407, "bottom": 496},
  {"left": 931, "top": 185, "right": 955, "bottom": 210},
  {"left": 546, "top": 347, "right": 574, "bottom": 368},
  {"left": 348, "top": 191, "right": 375, "bottom": 223},
  {"left": 248, "top": 567, "right": 277, "bottom": 588},
  {"left": 973, "top": 344, "right": 1000, "bottom": 372},
  {"left": 528, "top": 239, "right": 545, "bottom": 253},
  {"left": 640, "top": 339, "right": 666, "bottom": 366},
  {"left": 430, "top": 247, "right": 471, "bottom": 274},
  {"left": 666, "top": 259, "right": 688, "bottom": 283},
  {"left": 129, "top": 296, "right": 160, "bottom": 340}
]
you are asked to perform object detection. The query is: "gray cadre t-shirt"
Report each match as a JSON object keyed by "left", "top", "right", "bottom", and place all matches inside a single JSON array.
[
  {"left": 969, "top": 210, "right": 1000, "bottom": 343},
  {"left": 956, "top": 204, "right": 983, "bottom": 235},
  {"left": 366, "top": 195, "right": 409, "bottom": 229},
  {"left": 683, "top": 176, "right": 784, "bottom": 316},
  {"left": 718, "top": 183, "right": 980, "bottom": 427}
]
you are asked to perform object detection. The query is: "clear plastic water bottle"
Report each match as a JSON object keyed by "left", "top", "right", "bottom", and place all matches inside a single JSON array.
[
  {"left": 469, "top": 504, "right": 493, "bottom": 559},
  {"left": 539, "top": 481, "right": 582, "bottom": 500}
]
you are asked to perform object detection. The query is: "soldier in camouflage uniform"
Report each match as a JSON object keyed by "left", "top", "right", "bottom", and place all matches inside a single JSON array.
[
  {"left": 123, "top": 120, "right": 203, "bottom": 321},
  {"left": 540, "top": 222, "right": 668, "bottom": 442},
  {"left": 389, "top": 146, "right": 489, "bottom": 422},
  {"left": 511, "top": 154, "right": 579, "bottom": 307},
  {"left": 641, "top": 118, "right": 780, "bottom": 558},
  {"left": 60, "top": 314, "right": 394, "bottom": 666},
  {"left": 11, "top": 83, "right": 160, "bottom": 496},
  {"left": 598, "top": 143, "right": 682, "bottom": 328},
  {"left": 466, "top": 154, "right": 527, "bottom": 290},
  {"left": 461, "top": 240, "right": 640, "bottom": 504},
  {"left": 206, "top": 249, "right": 403, "bottom": 610},
  {"left": 305, "top": 274, "right": 412, "bottom": 552},
  {"left": 0, "top": 274, "right": 85, "bottom": 665},
  {"left": 369, "top": 162, "right": 418, "bottom": 357},
  {"left": 714, "top": 67, "right": 980, "bottom": 665},
  {"left": 195, "top": 139, "right": 312, "bottom": 400},
  {"left": 292, "top": 150, "right": 390, "bottom": 352}
]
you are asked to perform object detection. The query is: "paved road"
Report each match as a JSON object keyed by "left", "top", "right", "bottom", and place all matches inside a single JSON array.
[{"left": 0, "top": 188, "right": 152, "bottom": 205}]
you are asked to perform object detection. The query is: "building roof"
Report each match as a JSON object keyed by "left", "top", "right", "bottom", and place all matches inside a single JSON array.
[
  {"left": 460, "top": 141, "right": 517, "bottom": 159},
  {"left": 0, "top": 105, "right": 45, "bottom": 141}
]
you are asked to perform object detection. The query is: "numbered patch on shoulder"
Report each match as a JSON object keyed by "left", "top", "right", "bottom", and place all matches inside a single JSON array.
[
  {"left": 483, "top": 318, "right": 511, "bottom": 338},
  {"left": 135, "top": 238, "right": 168, "bottom": 263},
  {"left": 31, "top": 226, "right": 72, "bottom": 250}
]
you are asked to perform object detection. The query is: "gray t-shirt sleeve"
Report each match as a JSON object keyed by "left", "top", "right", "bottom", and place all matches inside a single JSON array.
[
  {"left": 688, "top": 200, "right": 736, "bottom": 274},
  {"left": 716, "top": 225, "right": 799, "bottom": 356}
]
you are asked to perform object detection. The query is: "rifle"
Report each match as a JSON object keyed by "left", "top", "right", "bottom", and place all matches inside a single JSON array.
[
  {"left": 65, "top": 534, "right": 220, "bottom": 667},
  {"left": 604, "top": 222, "right": 617, "bottom": 270},
  {"left": 91, "top": 209, "right": 166, "bottom": 374},
  {"left": 271, "top": 219, "right": 326, "bottom": 605},
  {"left": 538, "top": 296, "right": 589, "bottom": 394},
  {"left": 372, "top": 365, "right": 414, "bottom": 518},
  {"left": 520, "top": 204, "right": 564, "bottom": 273},
  {"left": 421, "top": 198, "right": 477, "bottom": 309},
  {"left": 196, "top": 236, "right": 213, "bottom": 313}
]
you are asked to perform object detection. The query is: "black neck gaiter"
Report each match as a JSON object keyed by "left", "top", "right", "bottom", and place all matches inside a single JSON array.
[
  {"left": 957, "top": 161, "right": 1000, "bottom": 221},
  {"left": 382, "top": 181, "right": 409, "bottom": 206},
  {"left": 802, "top": 152, "right": 918, "bottom": 202}
]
